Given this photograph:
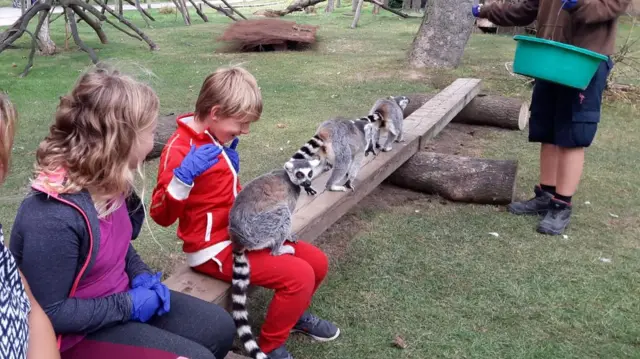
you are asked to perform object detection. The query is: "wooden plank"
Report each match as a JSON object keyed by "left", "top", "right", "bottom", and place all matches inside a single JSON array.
[
  {"left": 164, "top": 78, "right": 482, "bottom": 312},
  {"left": 292, "top": 78, "right": 482, "bottom": 242},
  {"left": 163, "top": 265, "right": 232, "bottom": 308}
]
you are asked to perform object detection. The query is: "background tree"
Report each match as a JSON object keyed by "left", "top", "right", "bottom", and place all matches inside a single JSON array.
[{"left": 408, "top": 0, "right": 475, "bottom": 68}]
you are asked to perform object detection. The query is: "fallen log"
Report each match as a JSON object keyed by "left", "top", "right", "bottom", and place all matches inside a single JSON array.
[
  {"left": 386, "top": 152, "right": 518, "bottom": 205},
  {"left": 147, "top": 113, "right": 178, "bottom": 161},
  {"left": 403, "top": 93, "right": 529, "bottom": 131}
]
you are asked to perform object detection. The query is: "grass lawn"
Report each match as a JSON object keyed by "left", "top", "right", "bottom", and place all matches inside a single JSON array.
[{"left": 2, "top": 5, "right": 640, "bottom": 359}]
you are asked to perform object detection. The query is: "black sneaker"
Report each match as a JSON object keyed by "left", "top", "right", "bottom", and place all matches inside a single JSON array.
[
  {"left": 290, "top": 312, "right": 340, "bottom": 342},
  {"left": 507, "top": 185, "right": 553, "bottom": 215},
  {"left": 267, "top": 345, "right": 295, "bottom": 359},
  {"left": 537, "top": 198, "right": 572, "bottom": 235}
]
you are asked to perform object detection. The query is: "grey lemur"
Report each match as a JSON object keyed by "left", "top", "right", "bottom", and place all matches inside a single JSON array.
[
  {"left": 289, "top": 113, "right": 383, "bottom": 193},
  {"left": 228, "top": 157, "right": 325, "bottom": 359},
  {"left": 369, "top": 95, "right": 410, "bottom": 152}
]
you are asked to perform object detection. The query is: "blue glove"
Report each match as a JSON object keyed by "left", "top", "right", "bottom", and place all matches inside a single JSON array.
[
  {"left": 128, "top": 286, "right": 162, "bottom": 322},
  {"left": 562, "top": 0, "right": 577, "bottom": 9},
  {"left": 472, "top": 4, "right": 482, "bottom": 17},
  {"left": 173, "top": 144, "right": 223, "bottom": 185},
  {"left": 132, "top": 272, "right": 170, "bottom": 316},
  {"left": 223, "top": 137, "right": 240, "bottom": 174},
  {"left": 131, "top": 271, "right": 160, "bottom": 289}
]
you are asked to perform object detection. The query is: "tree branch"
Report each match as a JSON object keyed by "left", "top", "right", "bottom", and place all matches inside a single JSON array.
[
  {"left": 93, "top": 0, "right": 159, "bottom": 50},
  {"left": 0, "top": 2, "right": 51, "bottom": 49},
  {"left": 19, "top": 7, "right": 48, "bottom": 78},
  {"left": 201, "top": 0, "right": 237, "bottom": 21},
  {"left": 70, "top": 4, "right": 109, "bottom": 43},
  {"left": 218, "top": 0, "right": 247, "bottom": 19},
  {"left": 188, "top": 0, "right": 209, "bottom": 21},
  {"left": 124, "top": 0, "right": 155, "bottom": 26},
  {"left": 363, "top": 0, "right": 409, "bottom": 18},
  {"left": 65, "top": 7, "right": 99, "bottom": 63}
]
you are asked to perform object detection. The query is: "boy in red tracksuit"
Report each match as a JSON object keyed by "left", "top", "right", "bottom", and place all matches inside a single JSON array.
[{"left": 150, "top": 66, "right": 340, "bottom": 359}]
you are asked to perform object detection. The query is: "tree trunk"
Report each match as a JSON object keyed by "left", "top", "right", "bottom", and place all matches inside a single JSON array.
[
  {"left": 403, "top": 93, "right": 530, "bottom": 130},
  {"left": 350, "top": 0, "right": 364, "bottom": 27},
  {"left": 387, "top": 152, "right": 518, "bottom": 205},
  {"left": 325, "top": 0, "right": 335, "bottom": 12},
  {"left": 410, "top": 0, "right": 420, "bottom": 11},
  {"left": 36, "top": 1, "right": 56, "bottom": 55},
  {"left": 402, "top": 0, "right": 410, "bottom": 10},
  {"left": 336, "top": 0, "right": 340, "bottom": 7},
  {"left": 351, "top": 0, "right": 358, "bottom": 12},
  {"left": 408, "top": 0, "right": 475, "bottom": 69}
]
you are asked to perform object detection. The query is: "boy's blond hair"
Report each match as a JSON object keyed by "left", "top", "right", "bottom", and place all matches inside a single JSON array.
[
  {"left": 0, "top": 93, "right": 17, "bottom": 184},
  {"left": 195, "top": 65, "right": 262, "bottom": 123},
  {"left": 35, "top": 64, "right": 159, "bottom": 217}
]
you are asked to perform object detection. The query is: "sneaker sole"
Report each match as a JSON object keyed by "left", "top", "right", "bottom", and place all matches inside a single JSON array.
[
  {"left": 507, "top": 206, "right": 548, "bottom": 216},
  {"left": 290, "top": 328, "right": 340, "bottom": 342},
  {"left": 536, "top": 221, "right": 570, "bottom": 236}
]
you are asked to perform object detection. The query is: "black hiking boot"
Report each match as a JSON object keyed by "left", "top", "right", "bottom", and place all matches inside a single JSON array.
[
  {"left": 507, "top": 185, "right": 553, "bottom": 216},
  {"left": 537, "top": 198, "right": 572, "bottom": 235}
]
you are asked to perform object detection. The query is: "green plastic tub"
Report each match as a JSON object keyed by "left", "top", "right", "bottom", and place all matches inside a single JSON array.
[{"left": 512, "top": 35, "right": 608, "bottom": 90}]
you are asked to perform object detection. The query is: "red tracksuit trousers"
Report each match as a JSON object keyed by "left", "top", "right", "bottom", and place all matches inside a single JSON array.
[{"left": 193, "top": 240, "right": 328, "bottom": 353}]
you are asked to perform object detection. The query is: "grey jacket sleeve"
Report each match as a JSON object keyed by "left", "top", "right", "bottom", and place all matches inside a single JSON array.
[
  {"left": 10, "top": 205, "right": 133, "bottom": 335},
  {"left": 125, "top": 244, "right": 153, "bottom": 281}
]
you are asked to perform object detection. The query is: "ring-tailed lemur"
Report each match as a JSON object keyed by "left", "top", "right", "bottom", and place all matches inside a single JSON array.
[
  {"left": 288, "top": 113, "right": 383, "bottom": 193},
  {"left": 228, "top": 158, "right": 324, "bottom": 359},
  {"left": 369, "top": 95, "right": 410, "bottom": 152}
]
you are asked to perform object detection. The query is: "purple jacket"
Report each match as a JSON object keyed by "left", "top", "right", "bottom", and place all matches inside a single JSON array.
[{"left": 9, "top": 186, "right": 150, "bottom": 339}]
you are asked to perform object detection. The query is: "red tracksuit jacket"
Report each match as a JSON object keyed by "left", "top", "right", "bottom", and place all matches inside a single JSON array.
[{"left": 150, "top": 113, "right": 241, "bottom": 271}]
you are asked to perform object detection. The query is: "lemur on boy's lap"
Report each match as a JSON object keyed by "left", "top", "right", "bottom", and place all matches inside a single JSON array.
[{"left": 228, "top": 156, "right": 325, "bottom": 359}]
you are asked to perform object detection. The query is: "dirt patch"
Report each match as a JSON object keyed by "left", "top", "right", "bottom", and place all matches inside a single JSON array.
[{"left": 314, "top": 122, "right": 493, "bottom": 261}]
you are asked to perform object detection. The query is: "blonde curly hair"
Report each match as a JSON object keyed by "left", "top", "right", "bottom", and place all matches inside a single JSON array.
[{"left": 34, "top": 64, "right": 159, "bottom": 217}]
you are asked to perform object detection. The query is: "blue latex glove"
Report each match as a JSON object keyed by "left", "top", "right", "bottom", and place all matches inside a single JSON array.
[
  {"left": 173, "top": 144, "right": 223, "bottom": 185},
  {"left": 472, "top": 4, "right": 482, "bottom": 17},
  {"left": 562, "top": 0, "right": 577, "bottom": 10},
  {"left": 132, "top": 272, "right": 170, "bottom": 316},
  {"left": 131, "top": 271, "right": 160, "bottom": 289},
  {"left": 128, "top": 286, "right": 162, "bottom": 322},
  {"left": 223, "top": 137, "right": 240, "bottom": 174}
]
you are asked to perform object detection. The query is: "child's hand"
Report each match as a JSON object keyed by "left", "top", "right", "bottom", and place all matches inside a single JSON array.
[
  {"left": 561, "top": 0, "right": 576, "bottom": 9},
  {"left": 173, "top": 144, "right": 222, "bottom": 185},
  {"left": 223, "top": 137, "right": 240, "bottom": 174}
]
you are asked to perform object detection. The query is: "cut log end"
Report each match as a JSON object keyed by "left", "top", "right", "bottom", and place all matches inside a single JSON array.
[{"left": 518, "top": 100, "right": 530, "bottom": 130}]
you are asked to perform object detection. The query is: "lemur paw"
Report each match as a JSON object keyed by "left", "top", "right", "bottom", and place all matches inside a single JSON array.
[
  {"left": 344, "top": 180, "right": 355, "bottom": 191},
  {"left": 287, "top": 233, "right": 299, "bottom": 243},
  {"left": 304, "top": 186, "right": 317, "bottom": 196},
  {"left": 281, "top": 245, "right": 296, "bottom": 255}
]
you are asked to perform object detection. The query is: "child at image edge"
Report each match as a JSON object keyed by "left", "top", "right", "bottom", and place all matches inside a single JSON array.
[
  {"left": 473, "top": 0, "right": 629, "bottom": 235},
  {"left": 150, "top": 66, "right": 340, "bottom": 359}
]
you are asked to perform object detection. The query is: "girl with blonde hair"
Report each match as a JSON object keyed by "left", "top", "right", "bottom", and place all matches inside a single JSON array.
[{"left": 9, "top": 64, "right": 236, "bottom": 359}]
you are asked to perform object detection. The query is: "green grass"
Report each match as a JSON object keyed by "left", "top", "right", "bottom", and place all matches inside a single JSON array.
[{"left": 2, "top": 6, "right": 640, "bottom": 359}]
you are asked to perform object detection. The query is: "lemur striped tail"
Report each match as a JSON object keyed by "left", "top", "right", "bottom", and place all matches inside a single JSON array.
[
  {"left": 290, "top": 112, "right": 384, "bottom": 161},
  {"left": 231, "top": 247, "right": 269, "bottom": 359}
]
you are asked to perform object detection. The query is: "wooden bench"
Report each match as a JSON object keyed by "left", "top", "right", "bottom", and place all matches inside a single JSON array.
[{"left": 163, "top": 78, "right": 482, "bottom": 358}]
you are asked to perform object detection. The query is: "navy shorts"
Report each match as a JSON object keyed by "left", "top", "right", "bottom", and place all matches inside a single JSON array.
[{"left": 528, "top": 57, "right": 613, "bottom": 148}]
